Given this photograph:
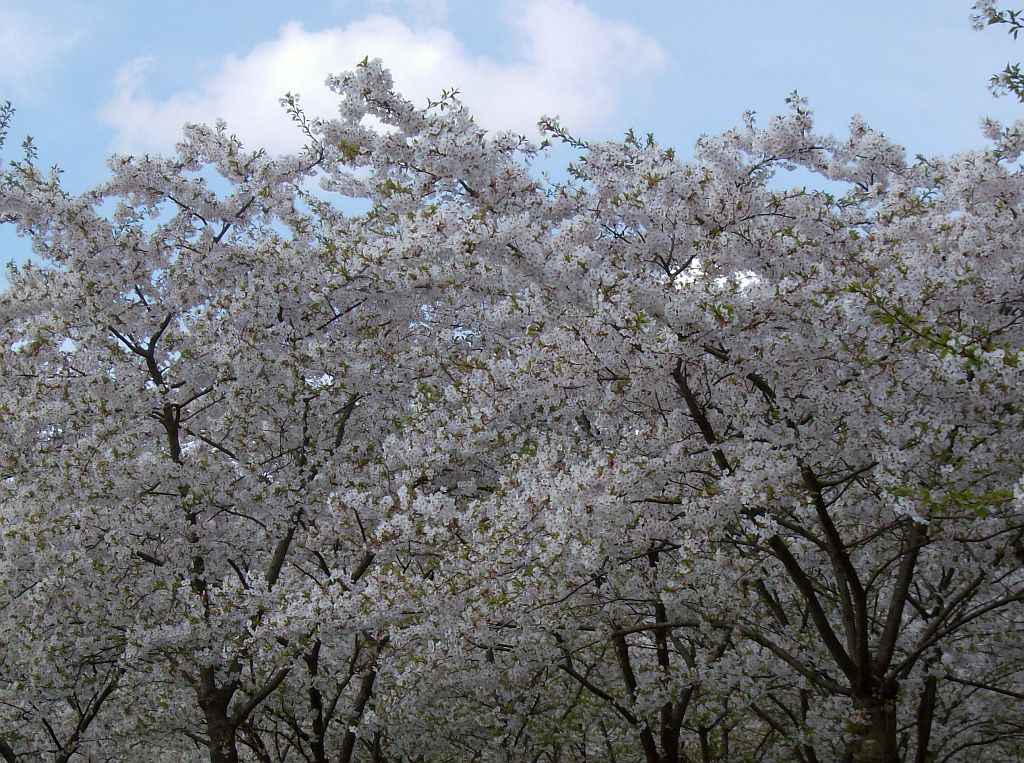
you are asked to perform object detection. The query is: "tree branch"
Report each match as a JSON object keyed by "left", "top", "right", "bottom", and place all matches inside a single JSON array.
[
  {"left": 671, "top": 359, "right": 730, "bottom": 473},
  {"left": 801, "top": 464, "right": 869, "bottom": 689},
  {"left": 766, "top": 535, "right": 858, "bottom": 683},
  {"left": 230, "top": 666, "right": 291, "bottom": 727},
  {"left": 875, "top": 521, "right": 925, "bottom": 674}
]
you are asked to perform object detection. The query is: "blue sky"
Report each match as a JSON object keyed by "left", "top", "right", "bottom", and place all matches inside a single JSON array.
[{"left": 1, "top": 0, "right": 1022, "bottom": 274}]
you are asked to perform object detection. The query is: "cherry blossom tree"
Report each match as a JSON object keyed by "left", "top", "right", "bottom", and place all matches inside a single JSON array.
[
  {"left": 0, "top": 69, "right": 497, "bottom": 762},
  {"left": 973, "top": 1, "right": 1024, "bottom": 99},
  {"left": 364, "top": 93, "right": 1024, "bottom": 762},
  {"left": 2, "top": 49, "right": 1024, "bottom": 763}
]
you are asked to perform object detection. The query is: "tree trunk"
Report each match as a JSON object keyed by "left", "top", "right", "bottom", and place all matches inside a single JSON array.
[
  {"left": 304, "top": 641, "right": 328, "bottom": 763},
  {"left": 848, "top": 697, "right": 900, "bottom": 763},
  {"left": 0, "top": 739, "right": 17, "bottom": 763},
  {"left": 913, "top": 676, "right": 937, "bottom": 763},
  {"left": 203, "top": 708, "right": 239, "bottom": 763},
  {"left": 698, "top": 725, "right": 712, "bottom": 763},
  {"left": 338, "top": 667, "right": 378, "bottom": 763},
  {"left": 199, "top": 668, "right": 240, "bottom": 763}
]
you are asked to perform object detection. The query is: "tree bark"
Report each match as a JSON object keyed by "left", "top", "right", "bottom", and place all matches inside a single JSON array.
[
  {"left": 913, "top": 676, "right": 937, "bottom": 763},
  {"left": 338, "top": 667, "right": 378, "bottom": 763},
  {"left": 0, "top": 739, "right": 17, "bottom": 763},
  {"left": 199, "top": 668, "right": 240, "bottom": 763},
  {"left": 203, "top": 715, "right": 239, "bottom": 763},
  {"left": 304, "top": 640, "right": 328, "bottom": 763},
  {"left": 848, "top": 696, "right": 900, "bottom": 763},
  {"left": 698, "top": 725, "right": 712, "bottom": 763}
]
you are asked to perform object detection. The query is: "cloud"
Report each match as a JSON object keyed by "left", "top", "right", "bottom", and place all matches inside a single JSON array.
[
  {"left": 98, "top": 1, "right": 666, "bottom": 154},
  {"left": 0, "top": 8, "right": 80, "bottom": 97}
]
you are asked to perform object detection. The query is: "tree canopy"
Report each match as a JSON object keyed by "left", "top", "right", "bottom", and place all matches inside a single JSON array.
[{"left": 1, "top": 30, "right": 1023, "bottom": 763}]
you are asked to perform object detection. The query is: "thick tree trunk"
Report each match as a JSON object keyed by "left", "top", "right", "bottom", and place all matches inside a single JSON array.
[
  {"left": 848, "top": 697, "right": 900, "bottom": 763},
  {"left": 203, "top": 707, "right": 239, "bottom": 763},
  {"left": 199, "top": 668, "right": 240, "bottom": 763}
]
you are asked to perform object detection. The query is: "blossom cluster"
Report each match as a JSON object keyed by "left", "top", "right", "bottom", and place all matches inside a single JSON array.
[{"left": 1, "top": 56, "right": 1022, "bottom": 762}]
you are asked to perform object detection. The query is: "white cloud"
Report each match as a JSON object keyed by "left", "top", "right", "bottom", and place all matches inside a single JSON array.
[
  {"left": 98, "top": 1, "right": 666, "bottom": 154},
  {"left": 0, "top": 8, "right": 80, "bottom": 96}
]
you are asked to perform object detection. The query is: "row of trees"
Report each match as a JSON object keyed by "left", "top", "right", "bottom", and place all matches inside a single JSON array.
[{"left": 1, "top": 15, "right": 1023, "bottom": 762}]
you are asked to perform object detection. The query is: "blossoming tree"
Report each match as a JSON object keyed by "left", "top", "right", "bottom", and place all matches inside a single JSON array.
[{"left": 2, "top": 41, "right": 1023, "bottom": 763}]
